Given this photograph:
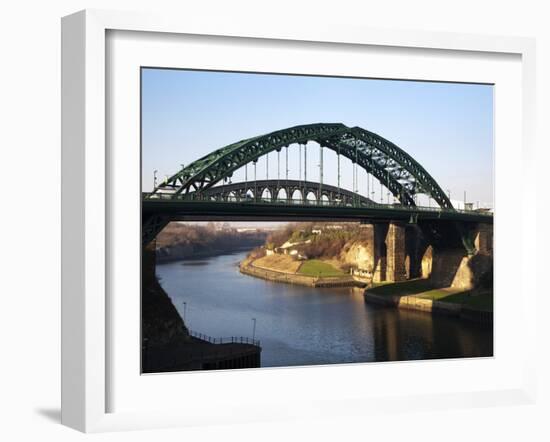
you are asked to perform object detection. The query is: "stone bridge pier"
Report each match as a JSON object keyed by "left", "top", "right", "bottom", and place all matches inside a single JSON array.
[
  {"left": 366, "top": 221, "right": 493, "bottom": 286},
  {"left": 358, "top": 221, "right": 431, "bottom": 284},
  {"left": 386, "top": 223, "right": 408, "bottom": 282},
  {"left": 474, "top": 223, "right": 493, "bottom": 255},
  {"left": 361, "top": 221, "right": 409, "bottom": 283}
]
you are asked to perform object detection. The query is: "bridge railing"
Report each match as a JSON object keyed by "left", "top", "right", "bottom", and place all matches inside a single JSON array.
[
  {"left": 189, "top": 330, "right": 261, "bottom": 347},
  {"left": 143, "top": 192, "right": 492, "bottom": 217}
]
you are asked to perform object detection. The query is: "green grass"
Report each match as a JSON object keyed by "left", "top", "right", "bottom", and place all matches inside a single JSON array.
[
  {"left": 367, "top": 279, "right": 493, "bottom": 312},
  {"left": 416, "top": 288, "right": 465, "bottom": 300},
  {"left": 366, "top": 279, "right": 437, "bottom": 296},
  {"left": 432, "top": 289, "right": 493, "bottom": 311},
  {"left": 298, "top": 260, "right": 345, "bottom": 277}
]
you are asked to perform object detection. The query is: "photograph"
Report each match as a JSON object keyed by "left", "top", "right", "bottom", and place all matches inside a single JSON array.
[{"left": 140, "top": 68, "right": 494, "bottom": 373}]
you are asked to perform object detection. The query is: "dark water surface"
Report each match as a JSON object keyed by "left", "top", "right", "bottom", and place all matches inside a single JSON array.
[{"left": 157, "top": 251, "right": 493, "bottom": 368}]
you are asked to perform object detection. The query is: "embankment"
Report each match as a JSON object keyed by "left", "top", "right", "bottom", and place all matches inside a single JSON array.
[
  {"left": 364, "top": 291, "right": 492, "bottom": 325},
  {"left": 239, "top": 257, "right": 363, "bottom": 288},
  {"left": 142, "top": 241, "right": 262, "bottom": 372}
]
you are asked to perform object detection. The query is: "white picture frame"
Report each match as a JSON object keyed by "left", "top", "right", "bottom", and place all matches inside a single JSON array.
[{"left": 61, "top": 9, "right": 537, "bottom": 433}]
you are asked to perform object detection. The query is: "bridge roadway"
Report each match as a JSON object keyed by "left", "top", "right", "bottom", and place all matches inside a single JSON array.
[{"left": 142, "top": 193, "right": 493, "bottom": 224}]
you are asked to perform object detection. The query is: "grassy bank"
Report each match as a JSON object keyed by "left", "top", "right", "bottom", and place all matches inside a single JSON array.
[
  {"left": 298, "top": 260, "right": 345, "bottom": 277},
  {"left": 418, "top": 288, "right": 493, "bottom": 311},
  {"left": 366, "top": 278, "right": 493, "bottom": 312}
]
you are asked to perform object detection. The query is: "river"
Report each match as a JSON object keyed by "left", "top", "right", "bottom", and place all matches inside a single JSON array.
[{"left": 157, "top": 250, "right": 493, "bottom": 368}]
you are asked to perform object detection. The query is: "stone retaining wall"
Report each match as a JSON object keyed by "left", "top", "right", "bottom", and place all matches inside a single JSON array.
[
  {"left": 240, "top": 263, "right": 363, "bottom": 288},
  {"left": 364, "top": 292, "right": 492, "bottom": 324}
]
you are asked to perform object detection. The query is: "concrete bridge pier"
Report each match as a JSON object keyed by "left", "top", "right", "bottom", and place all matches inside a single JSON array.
[
  {"left": 405, "top": 225, "right": 429, "bottom": 280},
  {"left": 371, "top": 223, "right": 387, "bottom": 283},
  {"left": 475, "top": 223, "right": 493, "bottom": 255},
  {"left": 386, "top": 222, "right": 407, "bottom": 282},
  {"left": 366, "top": 221, "right": 408, "bottom": 283}
]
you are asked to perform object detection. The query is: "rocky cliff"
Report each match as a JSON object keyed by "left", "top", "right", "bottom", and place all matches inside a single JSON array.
[
  {"left": 340, "top": 241, "right": 375, "bottom": 271},
  {"left": 142, "top": 241, "right": 190, "bottom": 347}
]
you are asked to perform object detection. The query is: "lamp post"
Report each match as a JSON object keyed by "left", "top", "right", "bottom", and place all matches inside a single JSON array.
[
  {"left": 153, "top": 169, "right": 158, "bottom": 189},
  {"left": 251, "top": 318, "right": 257, "bottom": 342},
  {"left": 254, "top": 160, "right": 257, "bottom": 201},
  {"left": 182, "top": 301, "right": 187, "bottom": 322}
]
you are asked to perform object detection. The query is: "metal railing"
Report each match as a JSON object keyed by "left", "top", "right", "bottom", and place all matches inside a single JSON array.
[
  {"left": 189, "top": 330, "right": 260, "bottom": 347},
  {"left": 143, "top": 192, "right": 493, "bottom": 217},
  {"left": 142, "top": 336, "right": 262, "bottom": 372}
]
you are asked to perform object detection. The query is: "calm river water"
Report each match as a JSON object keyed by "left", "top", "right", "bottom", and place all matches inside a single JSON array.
[{"left": 157, "top": 251, "right": 493, "bottom": 368}]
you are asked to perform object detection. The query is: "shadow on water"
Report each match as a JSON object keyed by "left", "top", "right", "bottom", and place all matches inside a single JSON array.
[
  {"left": 157, "top": 250, "right": 493, "bottom": 368},
  {"left": 369, "top": 303, "right": 492, "bottom": 362},
  {"left": 181, "top": 261, "right": 210, "bottom": 266}
]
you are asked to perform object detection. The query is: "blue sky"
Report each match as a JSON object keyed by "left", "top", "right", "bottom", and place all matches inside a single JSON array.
[{"left": 142, "top": 68, "right": 493, "bottom": 207}]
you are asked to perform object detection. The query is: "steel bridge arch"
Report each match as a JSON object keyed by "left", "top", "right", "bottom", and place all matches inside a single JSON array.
[
  {"left": 152, "top": 123, "right": 453, "bottom": 209},
  {"left": 191, "top": 179, "right": 376, "bottom": 206}
]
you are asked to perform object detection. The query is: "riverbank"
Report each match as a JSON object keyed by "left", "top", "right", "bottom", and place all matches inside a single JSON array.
[
  {"left": 156, "top": 222, "right": 267, "bottom": 263},
  {"left": 239, "top": 256, "right": 365, "bottom": 288},
  {"left": 144, "top": 241, "right": 262, "bottom": 373},
  {"left": 157, "top": 245, "right": 260, "bottom": 263},
  {"left": 364, "top": 280, "right": 493, "bottom": 325},
  {"left": 159, "top": 251, "right": 493, "bottom": 366}
]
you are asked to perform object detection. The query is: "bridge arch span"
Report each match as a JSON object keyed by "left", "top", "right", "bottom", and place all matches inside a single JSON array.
[
  {"left": 290, "top": 188, "right": 303, "bottom": 203},
  {"left": 277, "top": 188, "right": 288, "bottom": 201},
  {"left": 153, "top": 123, "right": 452, "bottom": 209}
]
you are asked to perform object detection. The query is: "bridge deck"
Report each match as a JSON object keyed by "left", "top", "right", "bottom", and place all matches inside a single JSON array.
[{"left": 142, "top": 197, "right": 493, "bottom": 223}]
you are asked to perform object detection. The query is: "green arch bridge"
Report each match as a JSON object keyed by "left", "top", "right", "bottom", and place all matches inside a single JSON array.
[{"left": 143, "top": 123, "right": 492, "bottom": 252}]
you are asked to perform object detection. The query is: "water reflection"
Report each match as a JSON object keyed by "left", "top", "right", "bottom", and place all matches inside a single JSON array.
[
  {"left": 180, "top": 261, "right": 209, "bottom": 266},
  {"left": 370, "top": 306, "right": 492, "bottom": 361},
  {"left": 156, "top": 251, "right": 492, "bottom": 368}
]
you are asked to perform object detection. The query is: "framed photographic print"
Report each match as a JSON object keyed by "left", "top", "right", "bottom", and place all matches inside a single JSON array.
[
  {"left": 61, "top": 9, "right": 537, "bottom": 432},
  {"left": 141, "top": 69, "right": 494, "bottom": 374}
]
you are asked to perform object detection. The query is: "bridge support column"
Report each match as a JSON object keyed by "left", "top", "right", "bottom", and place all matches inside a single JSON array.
[
  {"left": 372, "top": 223, "right": 388, "bottom": 283},
  {"left": 474, "top": 223, "right": 493, "bottom": 255},
  {"left": 405, "top": 224, "right": 428, "bottom": 279},
  {"left": 386, "top": 222, "right": 407, "bottom": 282}
]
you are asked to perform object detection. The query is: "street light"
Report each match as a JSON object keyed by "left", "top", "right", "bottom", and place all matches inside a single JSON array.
[
  {"left": 251, "top": 317, "right": 257, "bottom": 341},
  {"left": 182, "top": 301, "right": 187, "bottom": 322},
  {"left": 153, "top": 169, "right": 158, "bottom": 189}
]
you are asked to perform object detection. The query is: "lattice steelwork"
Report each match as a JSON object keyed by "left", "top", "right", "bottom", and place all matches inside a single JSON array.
[
  {"left": 197, "top": 179, "right": 376, "bottom": 206},
  {"left": 149, "top": 123, "right": 453, "bottom": 209}
]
